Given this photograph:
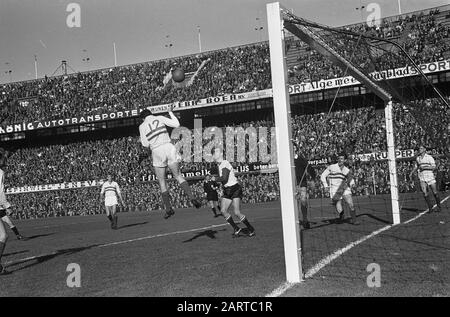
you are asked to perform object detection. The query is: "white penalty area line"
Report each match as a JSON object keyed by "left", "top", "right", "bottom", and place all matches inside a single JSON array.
[
  {"left": 4, "top": 223, "right": 228, "bottom": 267},
  {"left": 266, "top": 195, "right": 450, "bottom": 297}
]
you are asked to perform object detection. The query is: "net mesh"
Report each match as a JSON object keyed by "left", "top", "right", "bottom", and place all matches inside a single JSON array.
[{"left": 278, "top": 8, "right": 450, "bottom": 292}]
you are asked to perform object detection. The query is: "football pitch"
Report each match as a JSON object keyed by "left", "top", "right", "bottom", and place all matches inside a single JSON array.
[{"left": 1, "top": 193, "right": 448, "bottom": 297}]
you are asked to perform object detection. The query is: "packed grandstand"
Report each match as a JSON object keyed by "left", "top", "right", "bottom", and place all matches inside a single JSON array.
[{"left": 1, "top": 5, "right": 449, "bottom": 220}]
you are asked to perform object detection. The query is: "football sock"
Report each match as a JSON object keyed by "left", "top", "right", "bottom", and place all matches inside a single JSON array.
[
  {"left": 0, "top": 241, "right": 5, "bottom": 259},
  {"left": 107, "top": 215, "right": 113, "bottom": 223},
  {"left": 240, "top": 216, "right": 254, "bottom": 232},
  {"left": 350, "top": 208, "right": 357, "bottom": 221},
  {"left": 180, "top": 181, "right": 194, "bottom": 200},
  {"left": 212, "top": 208, "right": 218, "bottom": 216},
  {"left": 425, "top": 195, "right": 434, "bottom": 210},
  {"left": 434, "top": 193, "right": 441, "bottom": 207},
  {"left": 225, "top": 215, "right": 240, "bottom": 231},
  {"left": 161, "top": 191, "right": 172, "bottom": 211},
  {"left": 11, "top": 226, "right": 20, "bottom": 237}
]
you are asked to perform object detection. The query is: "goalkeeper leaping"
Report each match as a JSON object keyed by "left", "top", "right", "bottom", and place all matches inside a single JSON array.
[{"left": 320, "top": 152, "right": 359, "bottom": 225}]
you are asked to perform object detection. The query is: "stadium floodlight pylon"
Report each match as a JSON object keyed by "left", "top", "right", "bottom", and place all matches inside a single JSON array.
[{"left": 266, "top": 2, "right": 403, "bottom": 282}]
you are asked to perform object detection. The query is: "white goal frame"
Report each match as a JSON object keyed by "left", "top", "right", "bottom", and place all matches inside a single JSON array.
[{"left": 266, "top": 2, "right": 400, "bottom": 283}]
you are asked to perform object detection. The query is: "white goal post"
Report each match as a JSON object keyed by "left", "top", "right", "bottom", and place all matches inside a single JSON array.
[
  {"left": 266, "top": 2, "right": 401, "bottom": 283},
  {"left": 267, "top": 2, "right": 303, "bottom": 283}
]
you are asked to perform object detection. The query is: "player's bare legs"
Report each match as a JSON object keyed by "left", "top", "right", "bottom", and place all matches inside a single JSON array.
[
  {"left": 332, "top": 199, "right": 345, "bottom": 223},
  {"left": 154, "top": 166, "right": 174, "bottom": 219},
  {"left": 111, "top": 205, "right": 118, "bottom": 229},
  {"left": 220, "top": 198, "right": 241, "bottom": 236},
  {"left": 231, "top": 197, "right": 255, "bottom": 236},
  {"left": 168, "top": 161, "right": 201, "bottom": 209},
  {"left": 0, "top": 216, "right": 9, "bottom": 275},
  {"left": 105, "top": 205, "right": 115, "bottom": 229},
  {"left": 2, "top": 212, "right": 25, "bottom": 240},
  {"left": 420, "top": 181, "right": 435, "bottom": 212},
  {"left": 429, "top": 183, "right": 441, "bottom": 212},
  {"left": 343, "top": 194, "right": 358, "bottom": 225},
  {"left": 220, "top": 197, "right": 232, "bottom": 219},
  {"left": 208, "top": 200, "right": 219, "bottom": 217}
]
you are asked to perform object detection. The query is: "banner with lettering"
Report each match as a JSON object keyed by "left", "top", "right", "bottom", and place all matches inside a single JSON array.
[
  {"left": 1, "top": 60, "right": 449, "bottom": 135},
  {"left": 4, "top": 148, "right": 420, "bottom": 195}
]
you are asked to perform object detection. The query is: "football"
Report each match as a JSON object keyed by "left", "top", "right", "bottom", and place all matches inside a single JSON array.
[{"left": 172, "top": 68, "right": 185, "bottom": 82}]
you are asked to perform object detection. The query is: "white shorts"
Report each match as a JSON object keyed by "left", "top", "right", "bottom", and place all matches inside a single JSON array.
[
  {"left": 329, "top": 186, "right": 352, "bottom": 201},
  {"left": 152, "top": 143, "right": 179, "bottom": 168},
  {"left": 0, "top": 192, "right": 11, "bottom": 210},
  {"left": 105, "top": 196, "right": 118, "bottom": 207},
  {"left": 419, "top": 174, "right": 436, "bottom": 186}
]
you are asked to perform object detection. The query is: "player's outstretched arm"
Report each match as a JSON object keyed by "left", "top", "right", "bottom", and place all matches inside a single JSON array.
[
  {"left": 164, "top": 111, "right": 180, "bottom": 128},
  {"left": 100, "top": 185, "right": 105, "bottom": 203},
  {"left": 116, "top": 184, "right": 126, "bottom": 208},
  {"left": 347, "top": 171, "right": 356, "bottom": 188}
]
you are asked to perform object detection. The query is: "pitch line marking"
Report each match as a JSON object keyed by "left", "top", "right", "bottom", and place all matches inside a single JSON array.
[
  {"left": 98, "top": 223, "right": 227, "bottom": 248},
  {"left": 266, "top": 282, "right": 297, "bottom": 297},
  {"left": 265, "top": 195, "right": 450, "bottom": 297},
  {"left": 4, "top": 223, "right": 228, "bottom": 267}
]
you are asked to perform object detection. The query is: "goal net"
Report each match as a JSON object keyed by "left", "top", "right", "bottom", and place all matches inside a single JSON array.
[{"left": 267, "top": 2, "right": 450, "bottom": 289}]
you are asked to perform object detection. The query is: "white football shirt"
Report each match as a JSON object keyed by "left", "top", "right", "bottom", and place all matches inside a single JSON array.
[
  {"left": 101, "top": 181, "right": 121, "bottom": 199},
  {"left": 139, "top": 112, "right": 180, "bottom": 150},
  {"left": 416, "top": 154, "right": 436, "bottom": 181},
  {"left": 218, "top": 160, "right": 238, "bottom": 188}
]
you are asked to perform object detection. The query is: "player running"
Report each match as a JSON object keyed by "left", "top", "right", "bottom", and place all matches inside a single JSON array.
[
  {"left": 294, "top": 145, "right": 317, "bottom": 229},
  {"left": 0, "top": 208, "right": 7, "bottom": 275},
  {"left": 139, "top": 106, "right": 201, "bottom": 219},
  {"left": 409, "top": 146, "right": 442, "bottom": 212},
  {"left": 320, "top": 152, "right": 359, "bottom": 225},
  {"left": 100, "top": 174, "right": 126, "bottom": 230},
  {"left": 203, "top": 175, "right": 221, "bottom": 217},
  {"left": 0, "top": 150, "right": 11, "bottom": 275},
  {"left": 211, "top": 147, "right": 255, "bottom": 237},
  {"left": 1, "top": 214, "right": 25, "bottom": 240},
  {"left": 0, "top": 149, "right": 25, "bottom": 241}
]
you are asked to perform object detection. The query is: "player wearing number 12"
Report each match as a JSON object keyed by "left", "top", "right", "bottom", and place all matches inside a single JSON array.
[{"left": 139, "top": 106, "right": 202, "bottom": 219}]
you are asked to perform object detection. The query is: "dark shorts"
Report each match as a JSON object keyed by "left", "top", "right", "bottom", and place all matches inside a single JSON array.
[
  {"left": 207, "top": 194, "right": 219, "bottom": 202},
  {"left": 0, "top": 209, "right": 6, "bottom": 218},
  {"left": 223, "top": 183, "right": 243, "bottom": 200}
]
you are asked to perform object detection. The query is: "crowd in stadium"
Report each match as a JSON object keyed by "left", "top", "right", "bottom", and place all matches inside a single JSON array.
[
  {"left": 287, "top": 8, "right": 449, "bottom": 84},
  {"left": 7, "top": 155, "right": 448, "bottom": 219},
  {"left": 1, "top": 7, "right": 449, "bottom": 126},
  {"left": 5, "top": 99, "right": 447, "bottom": 188},
  {"left": 4, "top": 98, "right": 448, "bottom": 219},
  {"left": 8, "top": 173, "right": 281, "bottom": 219},
  {"left": 1, "top": 7, "right": 449, "bottom": 219}
]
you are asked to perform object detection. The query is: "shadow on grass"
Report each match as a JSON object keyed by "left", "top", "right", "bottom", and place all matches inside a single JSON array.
[
  {"left": 6, "top": 244, "right": 100, "bottom": 273},
  {"left": 22, "top": 233, "right": 56, "bottom": 241},
  {"left": 183, "top": 229, "right": 227, "bottom": 243},
  {"left": 3, "top": 250, "right": 29, "bottom": 257},
  {"left": 118, "top": 221, "right": 148, "bottom": 230}
]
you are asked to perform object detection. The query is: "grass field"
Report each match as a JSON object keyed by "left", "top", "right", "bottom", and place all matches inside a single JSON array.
[{"left": 0, "top": 192, "right": 448, "bottom": 297}]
